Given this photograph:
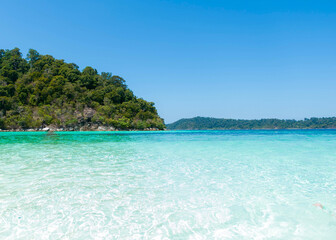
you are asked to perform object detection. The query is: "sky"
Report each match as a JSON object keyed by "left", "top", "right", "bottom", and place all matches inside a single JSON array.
[{"left": 1, "top": 0, "right": 336, "bottom": 123}]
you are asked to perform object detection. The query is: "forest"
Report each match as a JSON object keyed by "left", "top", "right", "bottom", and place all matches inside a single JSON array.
[
  {"left": 0, "top": 48, "right": 165, "bottom": 130},
  {"left": 167, "top": 117, "right": 336, "bottom": 130}
]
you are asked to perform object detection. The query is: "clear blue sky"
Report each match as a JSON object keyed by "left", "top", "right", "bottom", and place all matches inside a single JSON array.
[{"left": 1, "top": 0, "right": 336, "bottom": 123}]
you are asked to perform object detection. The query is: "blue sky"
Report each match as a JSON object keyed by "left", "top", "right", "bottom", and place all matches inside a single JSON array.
[{"left": 1, "top": 0, "right": 336, "bottom": 123}]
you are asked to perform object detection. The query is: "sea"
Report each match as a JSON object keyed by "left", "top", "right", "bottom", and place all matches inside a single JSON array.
[{"left": 0, "top": 130, "right": 336, "bottom": 239}]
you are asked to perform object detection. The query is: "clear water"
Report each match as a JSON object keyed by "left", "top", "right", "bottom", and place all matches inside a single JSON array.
[{"left": 1, "top": 130, "right": 336, "bottom": 239}]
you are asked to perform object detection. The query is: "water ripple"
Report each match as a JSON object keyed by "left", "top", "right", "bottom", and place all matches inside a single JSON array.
[{"left": 0, "top": 130, "right": 336, "bottom": 239}]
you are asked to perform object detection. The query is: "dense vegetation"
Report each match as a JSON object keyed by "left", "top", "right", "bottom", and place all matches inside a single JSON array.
[
  {"left": 167, "top": 117, "right": 336, "bottom": 130},
  {"left": 0, "top": 48, "right": 165, "bottom": 130}
]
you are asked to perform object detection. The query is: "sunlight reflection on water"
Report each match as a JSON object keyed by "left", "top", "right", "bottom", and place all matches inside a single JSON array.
[{"left": 0, "top": 130, "right": 336, "bottom": 239}]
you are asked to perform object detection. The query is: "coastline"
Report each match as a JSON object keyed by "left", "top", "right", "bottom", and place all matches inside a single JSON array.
[
  {"left": 166, "top": 128, "right": 336, "bottom": 131},
  {"left": 0, "top": 128, "right": 163, "bottom": 132},
  {"left": 1, "top": 128, "right": 335, "bottom": 133},
  {"left": 0, "top": 125, "right": 163, "bottom": 132}
]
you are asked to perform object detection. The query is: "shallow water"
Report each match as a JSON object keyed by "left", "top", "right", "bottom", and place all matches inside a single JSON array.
[{"left": 1, "top": 130, "right": 336, "bottom": 239}]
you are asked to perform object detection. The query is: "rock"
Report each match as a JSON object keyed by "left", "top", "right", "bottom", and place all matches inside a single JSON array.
[
  {"left": 42, "top": 127, "right": 50, "bottom": 131},
  {"left": 49, "top": 126, "right": 57, "bottom": 131},
  {"left": 83, "top": 107, "right": 96, "bottom": 119},
  {"left": 98, "top": 126, "right": 107, "bottom": 131}
]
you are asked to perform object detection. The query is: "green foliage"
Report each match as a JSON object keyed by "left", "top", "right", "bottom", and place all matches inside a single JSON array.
[
  {"left": 167, "top": 117, "right": 336, "bottom": 130},
  {"left": 27, "top": 49, "right": 40, "bottom": 65},
  {"left": 0, "top": 117, "right": 4, "bottom": 129},
  {"left": 0, "top": 48, "right": 165, "bottom": 130}
]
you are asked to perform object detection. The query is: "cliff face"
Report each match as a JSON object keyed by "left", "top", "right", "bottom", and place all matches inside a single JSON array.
[{"left": 0, "top": 48, "right": 165, "bottom": 131}]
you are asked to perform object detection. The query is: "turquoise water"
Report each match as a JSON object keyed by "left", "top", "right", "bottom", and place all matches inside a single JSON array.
[{"left": 1, "top": 130, "right": 336, "bottom": 239}]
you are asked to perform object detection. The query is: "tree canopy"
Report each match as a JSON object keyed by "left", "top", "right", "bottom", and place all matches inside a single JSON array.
[{"left": 0, "top": 48, "right": 165, "bottom": 130}]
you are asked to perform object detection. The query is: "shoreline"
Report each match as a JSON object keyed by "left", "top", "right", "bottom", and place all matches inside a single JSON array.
[
  {"left": 1, "top": 128, "right": 336, "bottom": 133},
  {"left": 0, "top": 128, "right": 163, "bottom": 132},
  {"left": 166, "top": 128, "right": 336, "bottom": 131}
]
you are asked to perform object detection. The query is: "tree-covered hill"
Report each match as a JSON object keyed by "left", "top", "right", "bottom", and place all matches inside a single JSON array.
[
  {"left": 167, "top": 117, "right": 336, "bottom": 130},
  {"left": 0, "top": 48, "right": 165, "bottom": 131}
]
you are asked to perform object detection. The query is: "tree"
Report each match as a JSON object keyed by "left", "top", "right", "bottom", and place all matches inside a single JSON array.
[{"left": 26, "top": 49, "right": 40, "bottom": 65}]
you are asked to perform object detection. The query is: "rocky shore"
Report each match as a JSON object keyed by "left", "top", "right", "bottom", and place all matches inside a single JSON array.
[{"left": 0, "top": 124, "right": 163, "bottom": 132}]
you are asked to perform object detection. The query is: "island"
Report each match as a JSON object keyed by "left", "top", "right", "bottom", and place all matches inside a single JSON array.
[
  {"left": 0, "top": 48, "right": 165, "bottom": 131},
  {"left": 167, "top": 116, "right": 336, "bottom": 130}
]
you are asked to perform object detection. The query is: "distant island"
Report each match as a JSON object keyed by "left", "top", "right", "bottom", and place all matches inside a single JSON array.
[
  {"left": 0, "top": 48, "right": 165, "bottom": 131},
  {"left": 167, "top": 117, "right": 336, "bottom": 130}
]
